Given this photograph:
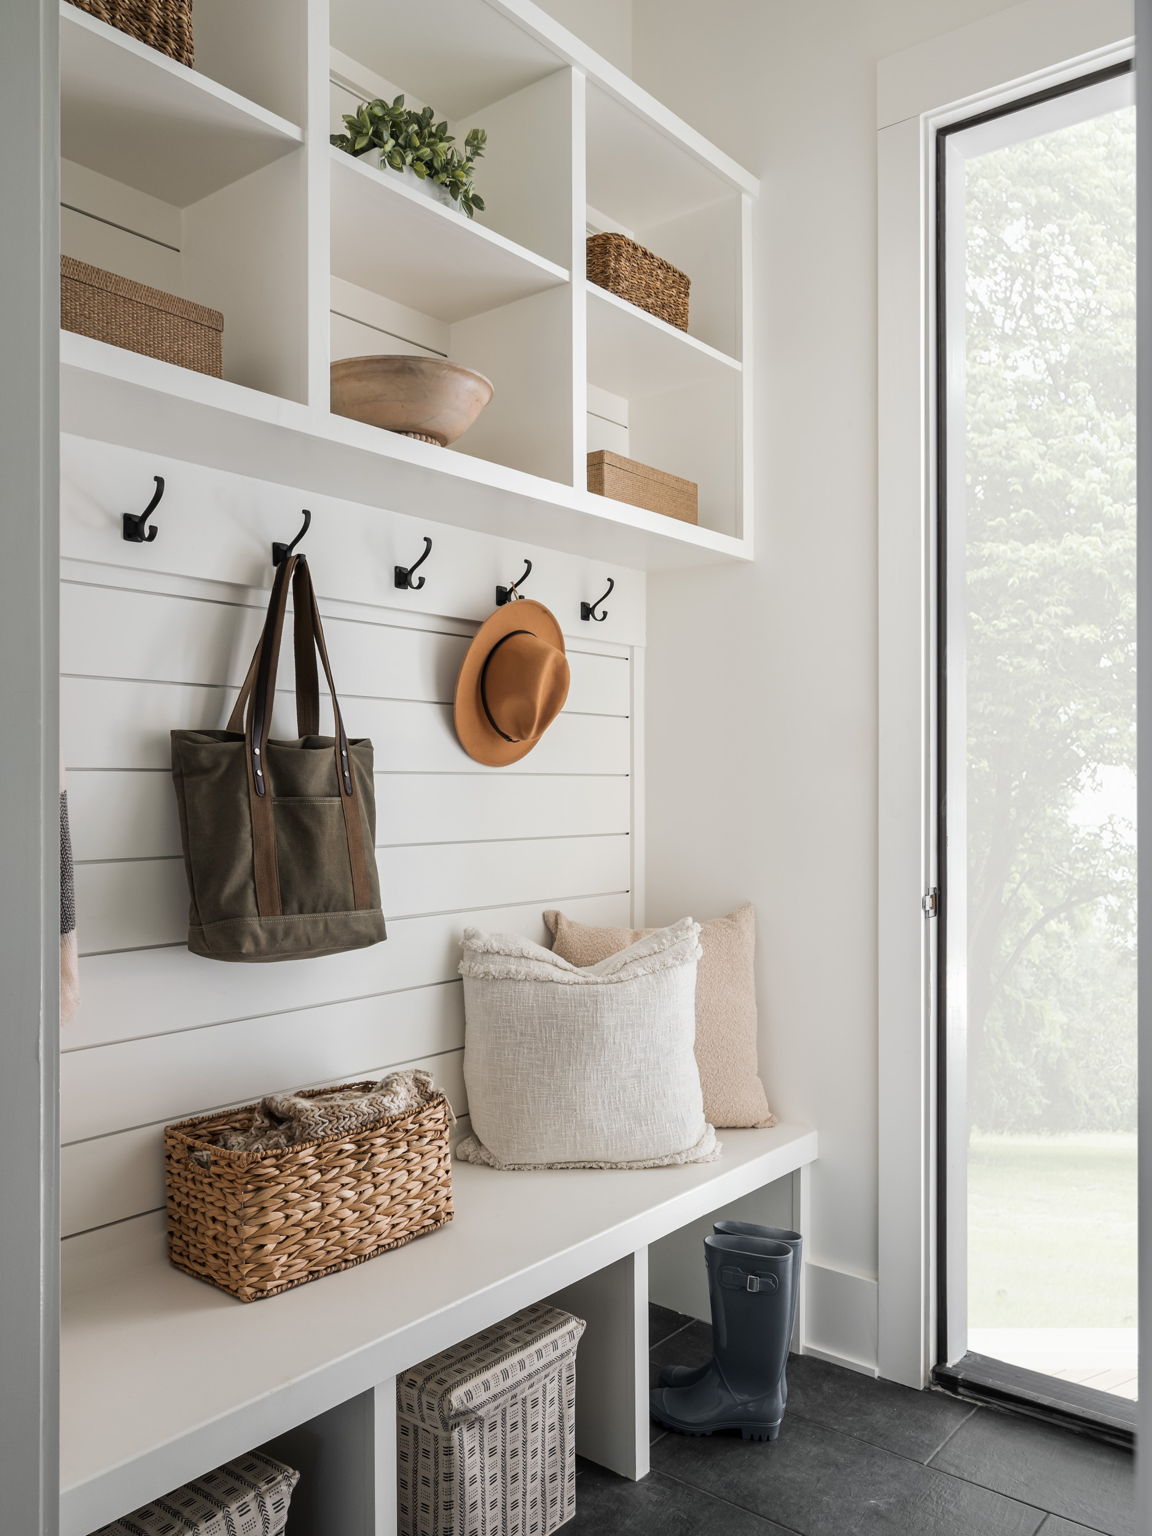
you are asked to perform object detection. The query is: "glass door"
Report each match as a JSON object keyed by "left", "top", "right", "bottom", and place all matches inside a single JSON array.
[{"left": 938, "top": 66, "right": 1137, "bottom": 1422}]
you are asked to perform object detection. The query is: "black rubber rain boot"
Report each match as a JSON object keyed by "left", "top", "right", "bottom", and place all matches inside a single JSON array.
[
  {"left": 658, "top": 1221, "right": 803, "bottom": 1390},
  {"left": 649, "top": 1233, "right": 794, "bottom": 1441}
]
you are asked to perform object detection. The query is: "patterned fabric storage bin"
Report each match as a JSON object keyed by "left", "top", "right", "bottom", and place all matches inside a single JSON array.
[
  {"left": 397, "top": 1303, "right": 586, "bottom": 1536},
  {"left": 91, "top": 1451, "right": 299, "bottom": 1535}
]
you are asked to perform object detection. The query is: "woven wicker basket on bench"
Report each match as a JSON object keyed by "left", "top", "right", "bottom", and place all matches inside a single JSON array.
[
  {"left": 165, "top": 1083, "right": 454, "bottom": 1302},
  {"left": 66, "top": 0, "right": 194, "bottom": 66}
]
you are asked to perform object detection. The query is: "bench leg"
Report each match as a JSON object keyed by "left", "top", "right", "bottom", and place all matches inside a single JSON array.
[
  {"left": 547, "top": 1249, "right": 650, "bottom": 1481},
  {"left": 790, "top": 1163, "right": 811, "bottom": 1353},
  {"left": 259, "top": 1381, "right": 396, "bottom": 1536},
  {"left": 370, "top": 1381, "right": 398, "bottom": 1536}
]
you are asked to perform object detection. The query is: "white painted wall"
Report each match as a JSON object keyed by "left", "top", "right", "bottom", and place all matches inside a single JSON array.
[
  {"left": 59, "top": 435, "right": 643, "bottom": 1240},
  {"left": 632, "top": 0, "right": 1028, "bottom": 1372}
]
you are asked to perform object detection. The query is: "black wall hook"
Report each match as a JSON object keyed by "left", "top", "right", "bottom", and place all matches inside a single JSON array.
[
  {"left": 122, "top": 475, "right": 164, "bottom": 543},
  {"left": 395, "top": 535, "right": 433, "bottom": 591},
  {"left": 272, "top": 508, "right": 311, "bottom": 565},
  {"left": 581, "top": 576, "right": 615, "bottom": 622},
  {"left": 496, "top": 558, "right": 533, "bottom": 606}
]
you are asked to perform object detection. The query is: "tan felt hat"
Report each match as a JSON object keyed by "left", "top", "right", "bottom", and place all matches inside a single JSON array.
[{"left": 454, "top": 599, "right": 571, "bottom": 765}]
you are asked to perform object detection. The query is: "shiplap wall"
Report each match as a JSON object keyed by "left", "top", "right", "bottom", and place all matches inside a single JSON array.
[{"left": 60, "top": 435, "right": 643, "bottom": 1239}]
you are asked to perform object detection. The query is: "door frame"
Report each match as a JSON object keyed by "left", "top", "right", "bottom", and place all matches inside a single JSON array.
[
  {"left": 875, "top": 0, "right": 1135, "bottom": 1390},
  {"left": 0, "top": 0, "right": 61, "bottom": 1530}
]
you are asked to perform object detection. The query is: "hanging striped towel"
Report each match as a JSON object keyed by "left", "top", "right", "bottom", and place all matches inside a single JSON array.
[{"left": 60, "top": 758, "right": 79, "bottom": 1022}]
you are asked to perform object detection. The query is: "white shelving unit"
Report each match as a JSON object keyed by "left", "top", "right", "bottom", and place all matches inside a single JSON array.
[
  {"left": 56, "top": 7, "right": 778, "bottom": 1529},
  {"left": 58, "top": 0, "right": 758, "bottom": 564}
]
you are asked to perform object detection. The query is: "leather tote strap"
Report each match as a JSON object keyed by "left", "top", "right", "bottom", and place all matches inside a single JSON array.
[
  {"left": 227, "top": 560, "right": 320, "bottom": 738},
  {"left": 238, "top": 555, "right": 295, "bottom": 915},
  {"left": 227, "top": 556, "right": 373, "bottom": 918},
  {"left": 293, "top": 558, "right": 374, "bottom": 911}
]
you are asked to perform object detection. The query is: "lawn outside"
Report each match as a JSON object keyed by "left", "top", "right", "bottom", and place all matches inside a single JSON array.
[
  {"left": 967, "top": 1132, "right": 1137, "bottom": 1397},
  {"left": 969, "top": 1132, "right": 1137, "bottom": 1329}
]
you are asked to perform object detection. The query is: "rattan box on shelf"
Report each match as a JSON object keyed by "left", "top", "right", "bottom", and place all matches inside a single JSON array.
[
  {"left": 66, "top": 0, "right": 194, "bottom": 66},
  {"left": 588, "top": 449, "right": 699, "bottom": 524},
  {"left": 164, "top": 1083, "right": 454, "bottom": 1302},
  {"left": 62, "top": 256, "right": 224, "bottom": 377},
  {"left": 397, "top": 1303, "right": 586, "bottom": 1536},
  {"left": 587, "top": 231, "right": 690, "bottom": 331}
]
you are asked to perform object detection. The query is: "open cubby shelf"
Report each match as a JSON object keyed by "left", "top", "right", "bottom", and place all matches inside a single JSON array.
[
  {"left": 329, "top": 149, "right": 569, "bottom": 322},
  {"left": 58, "top": 0, "right": 757, "bottom": 564}
]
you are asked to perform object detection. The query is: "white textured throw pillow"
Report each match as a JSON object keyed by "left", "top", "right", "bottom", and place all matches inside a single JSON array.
[{"left": 456, "top": 917, "right": 719, "bottom": 1171}]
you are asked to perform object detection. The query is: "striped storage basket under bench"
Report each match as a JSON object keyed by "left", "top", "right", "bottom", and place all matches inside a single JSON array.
[
  {"left": 91, "top": 1451, "right": 299, "bottom": 1536},
  {"left": 397, "top": 1303, "right": 586, "bottom": 1536}
]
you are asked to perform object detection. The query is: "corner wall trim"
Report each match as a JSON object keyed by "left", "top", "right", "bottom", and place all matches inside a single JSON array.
[{"left": 803, "top": 1263, "right": 878, "bottom": 1376}]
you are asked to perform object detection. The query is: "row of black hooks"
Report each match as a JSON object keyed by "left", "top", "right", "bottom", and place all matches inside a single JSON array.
[{"left": 121, "top": 481, "right": 616, "bottom": 621}]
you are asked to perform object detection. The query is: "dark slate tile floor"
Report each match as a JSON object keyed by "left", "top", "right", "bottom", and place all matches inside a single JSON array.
[{"left": 566, "top": 1304, "right": 1137, "bottom": 1536}]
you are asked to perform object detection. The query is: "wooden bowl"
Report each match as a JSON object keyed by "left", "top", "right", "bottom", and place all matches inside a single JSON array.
[{"left": 330, "top": 356, "right": 494, "bottom": 446}]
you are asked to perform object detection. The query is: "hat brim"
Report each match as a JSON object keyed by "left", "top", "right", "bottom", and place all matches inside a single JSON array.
[{"left": 454, "top": 599, "right": 567, "bottom": 766}]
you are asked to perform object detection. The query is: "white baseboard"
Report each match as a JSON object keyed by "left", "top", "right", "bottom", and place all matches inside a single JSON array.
[
  {"left": 801, "top": 1345, "right": 879, "bottom": 1378},
  {"left": 804, "top": 1262, "right": 879, "bottom": 1374}
]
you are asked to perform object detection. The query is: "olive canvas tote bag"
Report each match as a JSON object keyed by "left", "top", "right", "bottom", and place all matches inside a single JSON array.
[{"left": 171, "top": 554, "right": 387, "bottom": 962}]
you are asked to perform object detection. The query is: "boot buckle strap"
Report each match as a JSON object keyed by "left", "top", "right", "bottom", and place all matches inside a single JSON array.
[{"left": 719, "top": 1265, "right": 780, "bottom": 1294}]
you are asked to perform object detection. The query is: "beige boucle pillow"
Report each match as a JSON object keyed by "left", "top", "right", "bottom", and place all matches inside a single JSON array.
[
  {"left": 543, "top": 904, "right": 775, "bottom": 1130},
  {"left": 457, "top": 918, "right": 718, "bottom": 1171}
]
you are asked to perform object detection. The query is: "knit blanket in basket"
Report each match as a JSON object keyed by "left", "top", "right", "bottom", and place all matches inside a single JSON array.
[{"left": 212, "top": 1068, "right": 437, "bottom": 1152}]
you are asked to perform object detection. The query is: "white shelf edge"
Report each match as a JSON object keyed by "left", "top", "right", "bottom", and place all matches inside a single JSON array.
[
  {"left": 60, "top": 334, "right": 752, "bottom": 571},
  {"left": 482, "top": 0, "right": 759, "bottom": 198},
  {"left": 587, "top": 282, "right": 743, "bottom": 372},
  {"left": 331, "top": 148, "right": 570, "bottom": 284},
  {"left": 59, "top": 1, "right": 304, "bottom": 144}
]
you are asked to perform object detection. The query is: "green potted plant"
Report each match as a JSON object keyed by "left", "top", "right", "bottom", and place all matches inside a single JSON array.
[{"left": 332, "top": 96, "right": 487, "bottom": 219}]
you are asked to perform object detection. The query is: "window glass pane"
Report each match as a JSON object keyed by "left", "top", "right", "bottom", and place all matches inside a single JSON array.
[{"left": 947, "top": 82, "right": 1137, "bottom": 1398}]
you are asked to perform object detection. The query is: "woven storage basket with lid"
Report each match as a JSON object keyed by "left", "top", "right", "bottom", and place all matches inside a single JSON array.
[
  {"left": 165, "top": 1083, "right": 454, "bottom": 1302},
  {"left": 397, "top": 1302, "right": 586, "bottom": 1536},
  {"left": 588, "top": 449, "right": 699, "bottom": 524},
  {"left": 66, "top": 0, "right": 194, "bottom": 66},
  {"left": 92, "top": 1451, "right": 298, "bottom": 1536},
  {"left": 587, "top": 231, "right": 690, "bottom": 330},
  {"left": 62, "top": 256, "right": 223, "bottom": 376}
]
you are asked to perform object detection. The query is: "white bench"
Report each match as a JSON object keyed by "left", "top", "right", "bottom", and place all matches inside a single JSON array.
[{"left": 61, "top": 1122, "right": 817, "bottom": 1536}]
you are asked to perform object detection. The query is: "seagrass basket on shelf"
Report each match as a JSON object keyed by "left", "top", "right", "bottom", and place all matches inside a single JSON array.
[
  {"left": 587, "top": 231, "right": 690, "bottom": 331},
  {"left": 165, "top": 1083, "right": 454, "bottom": 1302},
  {"left": 65, "top": 0, "right": 194, "bottom": 66},
  {"left": 62, "top": 256, "right": 224, "bottom": 377}
]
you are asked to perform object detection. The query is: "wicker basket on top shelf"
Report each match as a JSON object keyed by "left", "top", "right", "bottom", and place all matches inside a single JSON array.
[
  {"left": 587, "top": 231, "right": 690, "bottom": 331},
  {"left": 66, "top": 0, "right": 194, "bottom": 67}
]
